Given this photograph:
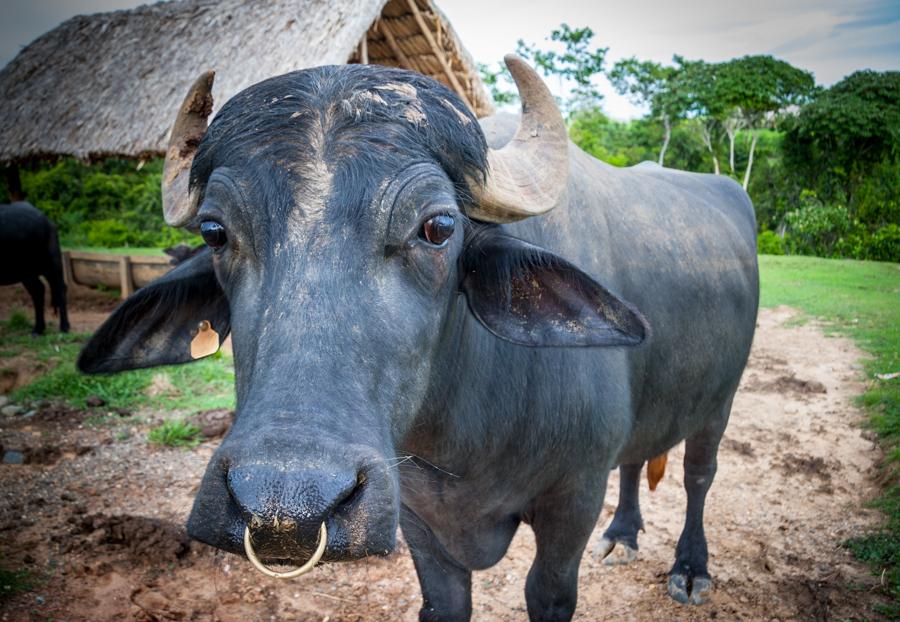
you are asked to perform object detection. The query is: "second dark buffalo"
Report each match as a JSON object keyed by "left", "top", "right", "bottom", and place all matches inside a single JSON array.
[
  {"left": 0, "top": 202, "right": 69, "bottom": 335},
  {"left": 79, "top": 56, "right": 758, "bottom": 620}
]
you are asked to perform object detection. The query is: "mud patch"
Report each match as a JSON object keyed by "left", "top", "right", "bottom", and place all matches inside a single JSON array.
[
  {"left": 73, "top": 514, "right": 191, "bottom": 564},
  {"left": 0, "top": 357, "right": 46, "bottom": 394},
  {"left": 0, "top": 368, "right": 19, "bottom": 393},
  {"left": 776, "top": 453, "right": 837, "bottom": 482},
  {"left": 1, "top": 443, "right": 91, "bottom": 465},
  {"left": 191, "top": 408, "right": 233, "bottom": 440},
  {"left": 721, "top": 438, "right": 755, "bottom": 457},
  {"left": 749, "top": 373, "right": 828, "bottom": 395}
]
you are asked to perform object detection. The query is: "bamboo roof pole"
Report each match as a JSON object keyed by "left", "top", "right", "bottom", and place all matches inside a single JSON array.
[
  {"left": 404, "top": 0, "right": 473, "bottom": 109},
  {"left": 377, "top": 20, "right": 412, "bottom": 68},
  {"left": 359, "top": 35, "right": 368, "bottom": 64}
]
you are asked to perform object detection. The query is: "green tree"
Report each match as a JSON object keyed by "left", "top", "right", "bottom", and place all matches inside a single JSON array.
[
  {"left": 785, "top": 70, "right": 900, "bottom": 203},
  {"left": 478, "top": 62, "right": 517, "bottom": 107},
  {"left": 568, "top": 108, "right": 655, "bottom": 166},
  {"left": 715, "top": 55, "right": 815, "bottom": 189},
  {"left": 608, "top": 57, "right": 691, "bottom": 166},
  {"left": 677, "top": 57, "right": 727, "bottom": 175},
  {"left": 515, "top": 24, "right": 607, "bottom": 115}
]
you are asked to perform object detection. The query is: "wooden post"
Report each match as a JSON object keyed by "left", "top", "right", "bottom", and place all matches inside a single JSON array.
[
  {"left": 118, "top": 255, "right": 134, "bottom": 299},
  {"left": 404, "top": 0, "right": 473, "bottom": 110},
  {"left": 61, "top": 251, "right": 74, "bottom": 287}
]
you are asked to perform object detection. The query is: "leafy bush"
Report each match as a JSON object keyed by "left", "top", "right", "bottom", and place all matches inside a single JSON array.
[
  {"left": 11, "top": 157, "right": 200, "bottom": 249},
  {"left": 852, "top": 159, "right": 900, "bottom": 228},
  {"left": 867, "top": 224, "right": 900, "bottom": 262},
  {"left": 756, "top": 229, "right": 784, "bottom": 255},
  {"left": 783, "top": 192, "right": 900, "bottom": 262},
  {"left": 5, "top": 310, "right": 31, "bottom": 332},
  {"left": 784, "top": 191, "right": 856, "bottom": 257},
  {"left": 568, "top": 107, "right": 652, "bottom": 166}
]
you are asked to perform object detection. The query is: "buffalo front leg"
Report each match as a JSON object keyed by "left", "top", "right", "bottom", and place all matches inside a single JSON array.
[
  {"left": 593, "top": 462, "right": 642, "bottom": 564},
  {"left": 526, "top": 487, "right": 605, "bottom": 622},
  {"left": 401, "top": 507, "right": 472, "bottom": 622},
  {"left": 21, "top": 276, "right": 46, "bottom": 335},
  {"left": 668, "top": 401, "right": 731, "bottom": 605}
]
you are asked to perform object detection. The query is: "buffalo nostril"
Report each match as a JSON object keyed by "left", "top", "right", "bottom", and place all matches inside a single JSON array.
[{"left": 332, "top": 470, "right": 368, "bottom": 514}]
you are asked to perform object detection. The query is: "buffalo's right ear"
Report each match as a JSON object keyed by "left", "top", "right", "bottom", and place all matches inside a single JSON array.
[
  {"left": 77, "top": 248, "right": 230, "bottom": 374},
  {"left": 460, "top": 230, "right": 649, "bottom": 347}
]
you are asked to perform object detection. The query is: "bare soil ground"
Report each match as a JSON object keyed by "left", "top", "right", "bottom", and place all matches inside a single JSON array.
[{"left": 0, "top": 286, "right": 891, "bottom": 620}]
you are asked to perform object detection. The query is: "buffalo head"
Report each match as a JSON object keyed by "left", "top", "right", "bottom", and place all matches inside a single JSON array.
[{"left": 78, "top": 56, "right": 647, "bottom": 571}]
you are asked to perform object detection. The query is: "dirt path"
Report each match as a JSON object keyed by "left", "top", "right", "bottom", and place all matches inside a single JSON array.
[{"left": 0, "top": 306, "right": 890, "bottom": 620}]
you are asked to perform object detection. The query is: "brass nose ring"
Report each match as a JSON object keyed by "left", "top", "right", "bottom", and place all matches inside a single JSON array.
[{"left": 243, "top": 522, "right": 327, "bottom": 579}]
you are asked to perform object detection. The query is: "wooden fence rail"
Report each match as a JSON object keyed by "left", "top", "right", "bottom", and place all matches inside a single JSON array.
[{"left": 62, "top": 251, "right": 172, "bottom": 299}]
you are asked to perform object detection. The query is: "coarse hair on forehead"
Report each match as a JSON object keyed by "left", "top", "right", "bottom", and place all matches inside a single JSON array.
[{"left": 190, "top": 64, "right": 489, "bottom": 221}]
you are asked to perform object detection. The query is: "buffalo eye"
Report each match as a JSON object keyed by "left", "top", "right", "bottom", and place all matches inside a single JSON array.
[
  {"left": 421, "top": 214, "right": 455, "bottom": 246},
  {"left": 200, "top": 221, "right": 227, "bottom": 249}
]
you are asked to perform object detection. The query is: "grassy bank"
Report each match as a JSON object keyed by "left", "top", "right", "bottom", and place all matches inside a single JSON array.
[
  {"left": 1, "top": 313, "right": 234, "bottom": 415},
  {"left": 759, "top": 254, "right": 899, "bottom": 615}
]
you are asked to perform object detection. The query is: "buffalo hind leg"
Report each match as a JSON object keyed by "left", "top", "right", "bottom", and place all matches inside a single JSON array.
[
  {"left": 527, "top": 488, "right": 603, "bottom": 621},
  {"left": 49, "top": 275, "right": 69, "bottom": 333},
  {"left": 593, "top": 462, "right": 642, "bottom": 564},
  {"left": 21, "top": 276, "right": 46, "bottom": 335},
  {"left": 401, "top": 507, "right": 472, "bottom": 622},
  {"left": 668, "top": 400, "right": 732, "bottom": 605}
]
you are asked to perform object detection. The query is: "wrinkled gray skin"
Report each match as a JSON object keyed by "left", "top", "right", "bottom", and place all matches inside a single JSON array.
[
  {"left": 78, "top": 67, "right": 758, "bottom": 622},
  {"left": 0, "top": 202, "right": 69, "bottom": 335}
]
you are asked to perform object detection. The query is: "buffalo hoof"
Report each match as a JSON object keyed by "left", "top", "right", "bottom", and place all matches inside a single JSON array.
[
  {"left": 592, "top": 537, "right": 637, "bottom": 565},
  {"left": 667, "top": 573, "right": 712, "bottom": 605}
]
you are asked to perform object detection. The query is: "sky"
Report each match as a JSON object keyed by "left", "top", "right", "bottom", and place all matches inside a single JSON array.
[{"left": 2, "top": 0, "right": 898, "bottom": 119}]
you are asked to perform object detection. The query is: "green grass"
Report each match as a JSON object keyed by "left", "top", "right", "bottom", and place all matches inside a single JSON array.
[
  {"left": 5, "top": 310, "right": 31, "bottom": 332},
  {"left": 0, "top": 567, "right": 32, "bottom": 601},
  {"left": 1, "top": 317, "right": 234, "bottom": 415},
  {"left": 759, "top": 254, "right": 900, "bottom": 614},
  {"left": 147, "top": 418, "right": 203, "bottom": 448}
]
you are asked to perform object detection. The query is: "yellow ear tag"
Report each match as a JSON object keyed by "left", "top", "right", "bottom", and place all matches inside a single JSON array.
[{"left": 190, "top": 320, "right": 220, "bottom": 359}]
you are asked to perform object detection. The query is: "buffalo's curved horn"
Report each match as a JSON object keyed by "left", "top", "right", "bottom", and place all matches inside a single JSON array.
[
  {"left": 162, "top": 71, "right": 215, "bottom": 227},
  {"left": 468, "top": 55, "right": 569, "bottom": 223}
]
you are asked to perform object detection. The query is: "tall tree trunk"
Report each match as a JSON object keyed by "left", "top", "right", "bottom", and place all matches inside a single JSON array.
[
  {"left": 658, "top": 115, "right": 671, "bottom": 166},
  {"left": 727, "top": 129, "right": 736, "bottom": 173},
  {"left": 742, "top": 131, "right": 759, "bottom": 190},
  {"left": 700, "top": 124, "right": 720, "bottom": 175},
  {"left": 723, "top": 113, "right": 744, "bottom": 174}
]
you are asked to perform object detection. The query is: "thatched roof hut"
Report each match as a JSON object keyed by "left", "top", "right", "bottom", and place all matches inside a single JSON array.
[{"left": 0, "top": 0, "right": 493, "bottom": 164}]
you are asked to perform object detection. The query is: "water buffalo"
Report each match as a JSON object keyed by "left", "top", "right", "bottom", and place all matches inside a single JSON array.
[
  {"left": 0, "top": 202, "right": 70, "bottom": 335},
  {"left": 78, "top": 56, "right": 758, "bottom": 620}
]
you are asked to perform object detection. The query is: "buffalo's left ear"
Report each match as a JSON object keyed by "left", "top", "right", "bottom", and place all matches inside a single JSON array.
[
  {"left": 460, "top": 232, "right": 649, "bottom": 347},
  {"left": 78, "top": 248, "right": 230, "bottom": 373}
]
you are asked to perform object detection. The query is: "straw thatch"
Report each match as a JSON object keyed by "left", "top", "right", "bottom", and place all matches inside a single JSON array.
[{"left": 0, "top": 0, "right": 493, "bottom": 164}]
